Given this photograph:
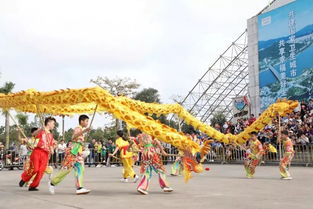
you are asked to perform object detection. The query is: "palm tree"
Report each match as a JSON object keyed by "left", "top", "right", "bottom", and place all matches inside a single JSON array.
[
  {"left": 16, "top": 113, "right": 29, "bottom": 140},
  {"left": 0, "top": 82, "right": 15, "bottom": 149}
]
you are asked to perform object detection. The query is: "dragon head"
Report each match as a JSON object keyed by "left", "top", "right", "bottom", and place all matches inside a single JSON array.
[{"left": 182, "top": 140, "right": 213, "bottom": 182}]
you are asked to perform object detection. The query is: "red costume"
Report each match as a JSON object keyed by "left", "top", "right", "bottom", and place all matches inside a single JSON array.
[{"left": 21, "top": 129, "right": 55, "bottom": 188}]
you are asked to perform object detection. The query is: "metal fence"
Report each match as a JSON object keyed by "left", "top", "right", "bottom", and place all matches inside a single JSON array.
[
  {"left": 1, "top": 144, "right": 313, "bottom": 170},
  {"left": 0, "top": 149, "right": 24, "bottom": 170},
  {"left": 205, "top": 144, "right": 313, "bottom": 166}
]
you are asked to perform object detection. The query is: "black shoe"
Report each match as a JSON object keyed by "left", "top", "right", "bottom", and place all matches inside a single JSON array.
[
  {"left": 19, "top": 180, "right": 25, "bottom": 187},
  {"left": 28, "top": 187, "right": 39, "bottom": 191}
]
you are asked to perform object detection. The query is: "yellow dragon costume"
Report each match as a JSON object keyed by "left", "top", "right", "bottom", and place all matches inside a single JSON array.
[{"left": 0, "top": 86, "right": 298, "bottom": 182}]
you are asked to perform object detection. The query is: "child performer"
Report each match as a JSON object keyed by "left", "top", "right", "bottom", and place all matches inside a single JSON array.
[
  {"left": 279, "top": 130, "right": 294, "bottom": 180},
  {"left": 110, "top": 130, "right": 139, "bottom": 183},
  {"left": 49, "top": 115, "right": 91, "bottom": 195},
  {"left": 136, "top": 133, "right": 173, "bottom": 195},
  {"left": 243, "top": 132, "right": 264, "bottom": 178},
  {"left": 21, "top": 127, "right": 54, "bottom": 187},
  {"left": 19, "top": 117, "right": 56, "bottom": 191},
  {"left": 171, "top": 150, "right": 184, "bottom": 176}
]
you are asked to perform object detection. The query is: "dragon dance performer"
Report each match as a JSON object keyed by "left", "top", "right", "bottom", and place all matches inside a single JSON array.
[
  {"left": 243, "top": 132, "right": 265, "bottom": 178},
  {"left": 110, "top": 130, "right": 139, "bottom": 183},
  {"left": 263, "top": 142, "right": 278, "bottom": 155},
  {"left": 279, "top": 130, "right": 294, "bottom": 180},
  {"left": 21, "top": 127, "right": 54, "bottom": 187},
  {"left": 170, "top": 134, "right": 212, "bottom": 177},
  {"left": 129, "top": 136, "right": 140, "bottom": 165},
  {"left": 170, "top": 150, "right": 184, "bottom": 176},
  {"left": 136, "top": 133, "right": 173, "bottom": 195},
  {"left": 19, "top": 117, "right": 56, "bottom": 191},
  {"left": 49, "top": 115, "right": 91, "bottom": 195}
]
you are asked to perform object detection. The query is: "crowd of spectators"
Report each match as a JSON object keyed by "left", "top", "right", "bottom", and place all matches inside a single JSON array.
[{"left": 1, "top": 100, "right": 312, "bottom": 168}]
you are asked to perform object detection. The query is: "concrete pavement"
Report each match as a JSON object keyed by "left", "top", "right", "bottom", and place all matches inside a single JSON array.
[{"left": 0, "top": 164, "right": 312, "bottom": 209}]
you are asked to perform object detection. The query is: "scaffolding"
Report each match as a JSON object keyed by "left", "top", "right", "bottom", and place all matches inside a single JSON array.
[
  {"left": 176, "top": 30, "right": 248, "bottom": 123},
  {"left": 174, "top": 0, "right": 279, "bottom": 124}
]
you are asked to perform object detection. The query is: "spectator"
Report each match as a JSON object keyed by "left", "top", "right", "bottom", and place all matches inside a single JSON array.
[
  {"left": 214, "top": 123, "right": 221, "bottom": 132},
  {"left": 58, "top": 140, "right": 67, "bottom": 165},
  {"left": 299, "top": 134, "right": 309, "bottom": 145},
  {"left": 19, "top": 141, "right": 28, "bottom": 161},
  {"left": 87, "top": 139, "right": 96, "bottom": 167},
  {"left": 105, "top": 139, "right": 114, "bottom": 167},
  {"left": 101, "top": 142, "right": 107, "bottom": 165},
  {"left": 248, "top": 114, "right": 256, "bottom": 125},
  {"left": 95, "top": 141, "right": 102, "bottom": 167}
]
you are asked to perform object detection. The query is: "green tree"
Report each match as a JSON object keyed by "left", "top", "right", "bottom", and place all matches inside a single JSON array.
[
  {"left": 181, "top": 123, "right": 196, "bottom": 134},
  {"left": 210, "top": 111, "right": 227, "bottom": 127},
  {"left": 16, "top": 113, "right": 28, "bottom": 127},
  {"left": 0, "top": 82, "right": 15, "bottom": 149},
  {"left": 8, "top": 125, "right": 19, "bottom": 147},
  {"left": 91, "top": 76, "right": 140, "bottom": 97},
  {"left": 16, "top": 113, "right": 29, "bottom": 140},
  {"left": 90, "top": 76, "right": 140, "bottom": 130},
  {"left": 134, "top": 88, "right": 160, "bottom": 103},
  {"left": 51, "top": 121, "right": 60, "bottom": 141},
  {"left": 0, "top": 124, "right": 19, "bottom": 147},
  {"left": 89, "top": 128, "right": 105, "bottom": 141},
  {"left": 133, "top": 87, "right": 170, "bottom": 129},
  {"left": 0, "top": 126, "right": 5, "bottom": 136},
  {"left": 64, "top": 128, "right": 74, "bottom": 142},
  {"left": 167, "top": 120, "right": 179, "bottom": 130},
  {"left": 103, "top": 126, "right": 117, "bottom": 140}
]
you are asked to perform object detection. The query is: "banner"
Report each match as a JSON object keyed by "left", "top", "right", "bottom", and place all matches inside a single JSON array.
[
  {"left": 232, "top": 96, "right": 249, "bottom": 120},
  {"left": 258, "top": 0, "right": 313, "bottom": 111}
]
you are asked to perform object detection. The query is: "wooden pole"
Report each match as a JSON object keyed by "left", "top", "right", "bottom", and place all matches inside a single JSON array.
[
  {"left": 8, "top": 112, "right": 28, "bottom": 139},
  {"left": 35, "top": 104, "right": 45, "bottom": 128},
  {"left": 62, "top": 115, "right": 65, "bottom": 141},
  {"left": 278, "top": 115, "right": 282, "bottom": 160},
  {"left": 89, "top": 105, "right": 98, "bottom": 129},
  {"left": 86, "top": 104, "right": 98, "bottom": 140}
]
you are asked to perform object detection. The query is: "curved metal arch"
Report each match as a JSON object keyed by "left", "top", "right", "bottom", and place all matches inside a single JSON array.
[
  {"left": 172, "top": 0, "right": 279, "bottom": 125},
  {"left": 172, "top": 30, "right": 248, "bottom": 124}
]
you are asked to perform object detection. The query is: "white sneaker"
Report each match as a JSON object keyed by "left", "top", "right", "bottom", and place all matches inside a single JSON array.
[
  {"left": 120, "top": 178, "right": 128, "bottom": 183},
  {"left": 48, "top": 183, "right": 55, "bottom": 195},
  {"left": 133, "top": 175, "right": 139, "bottom": 183},
  {"left": 76, "top": 188, "right": 91, "bottom": 195},
  {"left": 282, "top": 176, "right": 293, "bottom": 180},
  {"left": 137, "top": 188, "right": 148, "bottom": 195},
  {"left": 163, "top": 187, "right": 173, "bottom": 192},
  {"left": 96, "top": 164, "right": 102, "bottom": 168}
]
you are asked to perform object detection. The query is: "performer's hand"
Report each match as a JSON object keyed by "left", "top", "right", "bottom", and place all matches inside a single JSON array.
[
  {"left": 162, "top": 151, "right": 169, "bottom": 156},
  {"left": 255, "top": 154, "right": 261, "bottom": 159},
  {"left": 277, "top": 136, "right": 281, "bottom": 143},
  {"left": 84, "top": 127, "right": 91, "bottom": 133},
  {"left": 20, "top": 138, "right": 27, "bottom": 143},
  {"left": 250, "top": 154, "right": 257, "bottom": 160}
]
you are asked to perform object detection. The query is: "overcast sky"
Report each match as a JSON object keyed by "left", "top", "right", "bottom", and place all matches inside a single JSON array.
[{"left": 0, "top": 0, "right": 270, "bottom": 134}]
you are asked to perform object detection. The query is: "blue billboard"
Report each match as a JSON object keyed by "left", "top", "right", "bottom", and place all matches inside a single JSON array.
[{"left": 258, "top": 0, "right": 313, "bottom": 111}]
